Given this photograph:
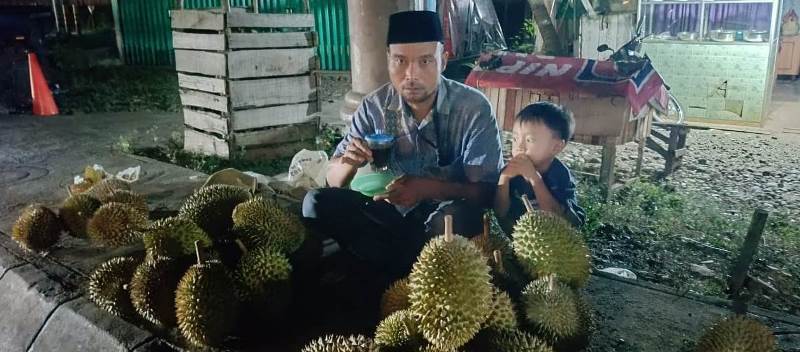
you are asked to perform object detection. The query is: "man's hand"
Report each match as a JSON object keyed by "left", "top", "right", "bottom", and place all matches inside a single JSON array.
[
  {"left": 499, "top": 155, "right": 538, "bottom": 185},
  {"left": 340, "top": 138, "right": 373, "bottom": 168},
  {"left": 373, "top": 175, "right": 427, "bottom": 208}
]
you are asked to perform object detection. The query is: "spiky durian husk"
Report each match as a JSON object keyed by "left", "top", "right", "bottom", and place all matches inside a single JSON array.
[
  {"left": 511, "top": 211, "right": 590, "bottom": 288},
  {"left": 178, "top": 184, "right": 251, "bottom": 239},
  {"left": 472, "top": 231, "right": 530, "bottom": 294},
  {"left": 380, "top": 278, "right": 411, "bottom": 319},
  {"left": 301, "top": 334, "right": 376, "bottom": 352},
  {"left": 141, "top": 217, "right": 212, "bottom": 260},
  {"left": 521, "top": 278, "right": 581, "bottom": 342},
  {"left": 101, "top": 190, "right": 148, "bottom": 216},
  {"left": 374, "top": 310, "right": 424, "bottom": 351},
  {"left": 85, "top": 178, "right": 131, "bottom": 200},
  {"left": 87, "top": 202, "right": 147, "bottom": 247},
  {"left": 60, "top": 194, "right": 101, "bottom": 238},
  {"left": 233, "top": 246, "right": 292, "bottom": 302},
  {"left": 12, "top": 205, "right": 61, "bottom": 251},
  {"left": 129, "top": 257, "right": 186, "bottom": 328},
  {"left": 88, "top": 256, "right": 141, "bottom": 319},
  {"left": 175, "top": 261, "right": 239, "bottom": 348},
  {"left": 408, "top": 234, "right": 493, "bottom": 350},
  {"left": 472, "top": 328, "right": 555, "bottom": 352},
  {"left": 485, "top": 288, "right": 518, "bottom": 331},
  {"left": 695, "top": 315, "right": 776, "bottom": 352},
  {"left": 232, "top": 196, "right": 306, "bottom": 254}
]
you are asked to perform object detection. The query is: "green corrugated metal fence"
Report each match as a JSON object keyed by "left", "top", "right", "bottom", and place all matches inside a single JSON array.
[
  {"left": 311, "top": 0, "right": 349, "bottom": 71},
  {"left": 117, "top": 0, "right": 350, "bottom": 70}
]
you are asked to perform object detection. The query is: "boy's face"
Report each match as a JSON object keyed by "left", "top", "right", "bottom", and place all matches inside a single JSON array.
[{"left": 511, "top": 120, "right": 566, "bottom": 166}]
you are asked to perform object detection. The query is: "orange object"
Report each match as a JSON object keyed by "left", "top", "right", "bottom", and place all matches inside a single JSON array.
[{"left": 28, "top": 52, "right": 59, "bottom": 116}]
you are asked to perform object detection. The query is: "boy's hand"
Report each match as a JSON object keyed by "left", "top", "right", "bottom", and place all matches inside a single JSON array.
[{"left": 499, "top": 155, "right": 538, "bottom": 184}]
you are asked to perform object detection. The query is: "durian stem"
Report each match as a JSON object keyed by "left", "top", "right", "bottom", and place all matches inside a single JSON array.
[
  {"left": 493, "top": 250, "right": 504, "bottom": 272},
  {"left": 482, "top": 213, "right": 490, "bottom": 241},
  {"left": 547, "top": 274, "right": 556, "bottom": 291},
  {"left": 194, "top": 240, "right": 203, "bottom": 265},
  {"left": 520, "top": 195, "right": 534, "bottom": 213},
  {"left": 234, "top": 239, "right": 248, "bottom": 254},
  {"left": 444, "top": 215, "right": 454, "bottom": 242}
]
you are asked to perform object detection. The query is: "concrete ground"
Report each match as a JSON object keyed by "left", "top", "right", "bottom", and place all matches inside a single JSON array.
[{"left": 765, "top": 78, "right": 800, "bottom": 134}]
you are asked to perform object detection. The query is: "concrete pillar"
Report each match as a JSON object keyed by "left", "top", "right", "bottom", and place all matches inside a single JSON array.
[{"left": 340, "top": 0, "right": 413, "bottom": 122}]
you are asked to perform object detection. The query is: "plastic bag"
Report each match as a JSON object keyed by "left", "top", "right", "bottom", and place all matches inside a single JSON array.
[
  {"left": 286, "top": 149, "right": 329, "bottom": 189},
  {"left": 599, "top": 267, "right": 637, "bottom": 280}
]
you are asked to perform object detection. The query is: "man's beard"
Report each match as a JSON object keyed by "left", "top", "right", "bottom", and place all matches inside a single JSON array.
[{"left": 401, "top": 88, "right": 435, "bottom": 104}]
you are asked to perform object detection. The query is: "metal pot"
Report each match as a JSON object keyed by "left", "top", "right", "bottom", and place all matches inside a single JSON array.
[
  {"left": 743, "top": 30, "right": 768, "bottom": 42},
  {"left": 709, "top": 29, "right": 735, "bottom": 42},
  {"left": 677, "top": 31, "right": 698, "bottom": 41}
]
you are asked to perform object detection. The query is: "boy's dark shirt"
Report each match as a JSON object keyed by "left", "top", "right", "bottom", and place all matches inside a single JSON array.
[{"left": 501, "top": 157, "right": 585, "bottom": 234}]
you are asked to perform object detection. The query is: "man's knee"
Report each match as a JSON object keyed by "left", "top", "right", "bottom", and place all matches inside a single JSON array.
[
  {"left": 426, "top": 201, "right": 485, "bottom": 237},
  {"left": 302, "top": 188, "right": 323, "bottom": 219}
]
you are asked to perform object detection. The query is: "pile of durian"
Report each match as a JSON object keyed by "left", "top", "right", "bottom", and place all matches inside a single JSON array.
[
  {"left": 301, "top": 195, "right": 595, "bottom": 352},
  {"left": 12, "top": 166, "right": 150, "bottom": 252},
  {"left": 13, "top": 166, "right": 309, "bottom": 350},
  {"left": 86, "top": 184, "right": 308, "bottom": 349}
]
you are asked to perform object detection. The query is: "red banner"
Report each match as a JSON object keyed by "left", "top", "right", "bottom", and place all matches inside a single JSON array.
[{"left": 465, "top": 52, "right": 668, "bottom": 117}]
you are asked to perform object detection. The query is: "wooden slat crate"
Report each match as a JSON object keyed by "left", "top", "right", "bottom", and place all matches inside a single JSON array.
[{"left": 171, "top": 8, "right": 320, "bottom": 160}]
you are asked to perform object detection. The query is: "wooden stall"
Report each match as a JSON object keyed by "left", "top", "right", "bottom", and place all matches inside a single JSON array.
[
  {"left": 468, "top": 52, "right": 668, "bottom": 197},
  {"left": 171, "top": 5, "right": 320, "bottom": 160}
]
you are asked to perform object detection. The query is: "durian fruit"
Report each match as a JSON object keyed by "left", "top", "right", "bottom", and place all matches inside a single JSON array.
[
  {"left": 101, "top": 190, "right": 148, "bottom": 216},
  {"left": 142, "top": 217, "right": 212, "bottom": 260},
  {"left": 521, "top": 276, "right": 584, "bottom": 344},
  {"left": 233, "top": 243, "right": 292, "bottom": 302},
  {"left": 472, "top": 214, "right": 529, "bottom": 295},
  {"left": 232, "top": 196, "right": 306, "bottom": 254},
  {"left": 695, "top": 315, "right": 776, "bottom": 352},
  {"left": 86, "top": 178, "right": 131, "bottom": 200},
  {"left": 87, "top": 202, "right": 148, "bottom": 247},
  {"left": 129, "top": 257, "right": 187, "bottom": 328},
  {"left": 178, "top": 184, "right": 251, "bottom": 239},
  {"left": 88, "top": 256, "right": 142, "bottom": 319},
  {"left": 175, "top": 244, "right": 240, "bottom": 348},
  {"left": 83, "top": 165, "right": 106, "bottom": 184},
  {"left": 408, "top": 215, "right": 493, "bottom": 351},
  {"left": 374, "top": 310, "right": 424, "bottom": 351},
  {"left": 60, "top": 194, "right": 102, "bottom": 238},
  {"left": 472, "top": 329, "right": 554, "bottom": 352},
  {"left": 12, "top": 205, "right": 62, "bottom": 251},
  {"left": 485, "top": 287, "right": 518, "bottom": 331},
  {"left": 301, "top": 334, "right": 376, "bottom": 352},
  {"left": 511, "top": 205, "right": 590, "bottom": 288},
  {"left": 380, "top": 278, "right": 411, "bottom": 319}
]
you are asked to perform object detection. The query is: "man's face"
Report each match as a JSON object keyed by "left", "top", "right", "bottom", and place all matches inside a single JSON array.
[{"left": 387, "top": 42, "right": 447, "bottom": 104}]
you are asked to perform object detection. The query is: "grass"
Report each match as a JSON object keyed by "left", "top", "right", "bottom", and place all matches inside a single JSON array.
[
  {"left": 578, "top": 177, "right": 800, "bottom": 314},
  {"left": 117, "top": 124, "right": 344, "bottom": 178},
  {"left": 47, "top": 30, "right": 181, "bottom": 113}
]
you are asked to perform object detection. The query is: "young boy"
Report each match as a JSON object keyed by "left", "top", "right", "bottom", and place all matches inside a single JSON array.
[{"left": 494, "top": 102, "right": 586, "bottom": 234}]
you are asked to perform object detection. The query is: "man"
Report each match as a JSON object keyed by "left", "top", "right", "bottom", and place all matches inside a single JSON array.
[{"left": 303, "top": 11, "right": 503, "bottom": 279}]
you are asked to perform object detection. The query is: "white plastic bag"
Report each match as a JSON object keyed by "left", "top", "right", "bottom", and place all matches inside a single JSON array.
[{"left": 286, "top": 149, "right": 329, "bottom": 189}]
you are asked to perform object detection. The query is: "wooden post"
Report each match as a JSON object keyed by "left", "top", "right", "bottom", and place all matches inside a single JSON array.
[
  {"left": 599, "top": 140, "right": 617, "bottom": 200},
  {"left": 728, "top": 209, "right": 769, "bottom": 313}
]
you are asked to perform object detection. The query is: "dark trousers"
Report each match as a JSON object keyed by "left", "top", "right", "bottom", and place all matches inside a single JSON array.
[{"left": 302, "top": 188, "right": 485, "bottom": 279}]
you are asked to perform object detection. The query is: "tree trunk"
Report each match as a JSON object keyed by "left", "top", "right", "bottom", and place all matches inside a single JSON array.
[{"left": 528, "top": 0, "right": 565, "bottom": 56}]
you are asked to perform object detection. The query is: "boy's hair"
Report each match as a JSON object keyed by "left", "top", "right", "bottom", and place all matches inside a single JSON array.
[{"left": 515, "top": 102, "right": 575, "bottom": 142}]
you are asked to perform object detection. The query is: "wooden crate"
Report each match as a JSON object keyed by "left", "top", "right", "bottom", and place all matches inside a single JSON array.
[{"left": 171, "top": 8, "right": 320, "bottom": 159}]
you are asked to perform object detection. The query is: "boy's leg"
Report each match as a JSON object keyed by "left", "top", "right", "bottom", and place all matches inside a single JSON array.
[{"left": 302, "top": 188, "right": 429, "bottom": 278}]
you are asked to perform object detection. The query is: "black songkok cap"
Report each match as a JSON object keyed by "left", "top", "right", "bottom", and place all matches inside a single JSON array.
[{"left": 387, "top": 11, "right": 443, "bottom": 46}]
